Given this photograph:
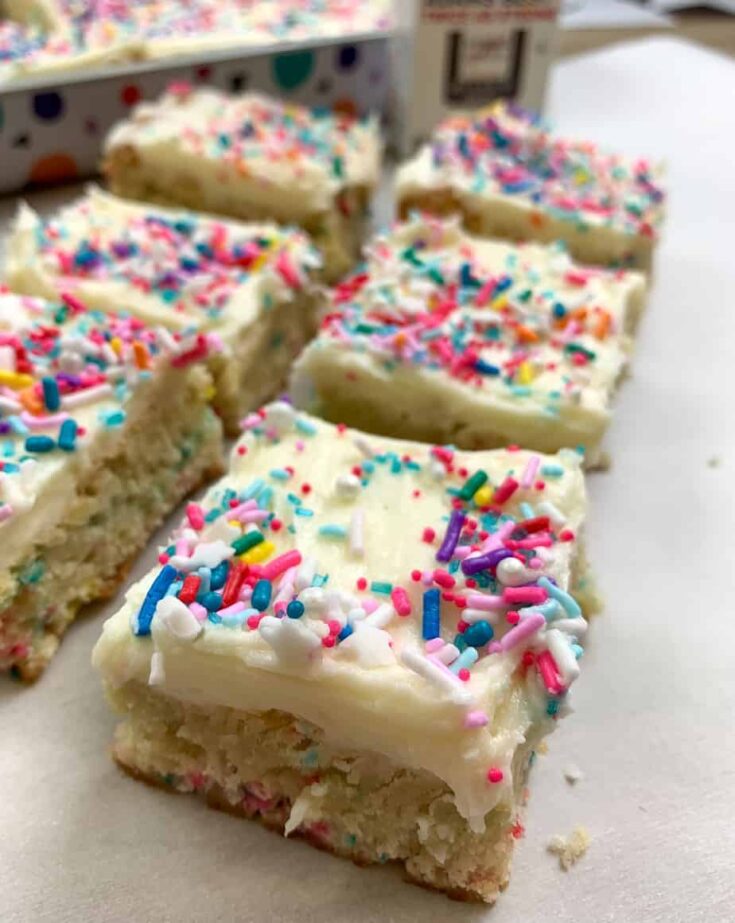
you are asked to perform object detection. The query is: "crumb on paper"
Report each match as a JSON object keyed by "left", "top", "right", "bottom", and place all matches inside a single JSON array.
[
  {"left": 707, "top": 456, "right": 721, "bottom": 468},
  {"left": 536, "top": 740, "right": 549, "bottom": 755},
  {"left": 547, "top": 826, "right": 590, "bottom": 870},
  {"left": 564, "top": 764, "right": 584, "bottom": 785}
]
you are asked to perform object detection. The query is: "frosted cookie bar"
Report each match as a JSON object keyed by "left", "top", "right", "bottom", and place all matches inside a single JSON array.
[
  {"left": 93, "top": 404, "right": 594, "bottom": 903},
  {"left": 5, "top": 187, "right": 321, "bottom": 434},
  {"left": 291, "top": 216, "right": 646, "bottom": 467},
  {"left": 103, "top": 88, "right": 382, "bottom": 282},
  {"left": 0, "top": 290, "right": 223, "bottom": 681},
  {"left": 397, "top": 101, "right": 665, "bottom": 271}
]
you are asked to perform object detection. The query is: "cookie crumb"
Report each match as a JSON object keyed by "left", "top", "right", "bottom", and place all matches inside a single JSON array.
[
  {"left": 707, "top": 456, "right": 721, "bottom": 468},
  {"left": 547, "top": 826, "right": 590, "bottom": 870},
  {"left": 564, "top": 764, "right": 584, "bottom": 785},
  {"left": 537, "top": 740, "right": 549, "bottom": 755}
]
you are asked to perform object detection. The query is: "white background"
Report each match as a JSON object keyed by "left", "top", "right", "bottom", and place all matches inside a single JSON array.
[{"left": 1, "top": 37, "right": 734, "bottom": 923}]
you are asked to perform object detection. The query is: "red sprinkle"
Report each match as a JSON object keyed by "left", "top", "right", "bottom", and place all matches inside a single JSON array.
[
  {"left": 486, "top": 767, "right": 504, "bottom": 784},
  {"left": 356, "top": 577, "right": 368, "bottom": 591},
  {"left": 422, "top": 527, "right": 436, "bottom": 543},
  {"left": 433, "top": 568, "right": 455, "bottom": 589}
]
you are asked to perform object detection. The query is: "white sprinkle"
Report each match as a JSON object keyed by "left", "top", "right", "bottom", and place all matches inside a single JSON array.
[
  {"left": 554, "top": 617, "right": 588, "bottom": 637},
  {"left": 61, "top": 383, "right": 114, "bottom": 408},
  {"left": 496, "top": 557, "right": 535, "bottom": 587},
  {"left": 353, "top": 435, "right": 375, "bottom": 458},
  {"left": 148, "top": 651, "right": 165, "bottom": 686},
  {"left": 546, "top": 629, "right": 580, "bottom": 686},
  {"left": 537, "top": 500, "right": 567, "bottom": 527},
  {"left": 295, "top": 556, "right": 316, "bottom": 591},
  {"left": 335, "top": 473, "right": 361, "bottom": 497},
  {"left": 265, "top": 401, "right": 296, "bottom": 434},
  {"left": 339, "top": 625, "right": 395, "bottom": 667},
  {"left": 155, "top": 325, "right": 178, "bottom": 353},
  {"left": 349, "top": 508, "right": 365, "bottom": 558},
  {"left": 0, "top": 396, "right": 21, "bottom": 414},
  {"left": 362, "top": 603, "right": 394, "bottom": 630},
  {"left": 259, "top": 615, "right": 322, "bottom": 663},
  {"left": 429, "top": 458, "right": 446, "bottom": 481},
  {"left": 400, "top": 648, "right": 473, "bottom": 706},
  {"left": 0, "top": 346, "right": 16, "bottom": 371},
  {"left": 155, "top": 597, "right": 203, "bottom": 642},
  {"left": 299, "top": 587, "right": 326, "bottom": 611},
  {"left": 462, "top": 607, "right": 503, "bottom": 626},
  {"left": 435, "top": 643, "right": 460, "bottom": 665}
]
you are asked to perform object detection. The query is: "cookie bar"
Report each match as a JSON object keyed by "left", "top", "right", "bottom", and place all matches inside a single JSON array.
[
  {"left": 396, "top": 101, "right": 665, "bottom": 271},
  {"left": 291, "top": 216, "right": 646, "bottom": 467},
  {"left": 5, "top": 187, "right": 321, "bottom": 434},
  {"left": 103, "top": 87, "right": 382, "bottom": 282},
  {"left": 93, "top": 403, "right": 594, "bottom": 903},
  {"left": 0, "top": 290, "right": 223, "bottom": 681}
]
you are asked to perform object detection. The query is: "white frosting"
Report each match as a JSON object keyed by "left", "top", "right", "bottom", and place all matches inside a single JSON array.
[
  {"left": 104, "top": 89, "right": 382, "bottom": 221},
  {"left": 93, "top": 407, "right": 589, "bottom": 832},
  {"left": 5, "top": 187, "right": 320, "bottom": 341}
]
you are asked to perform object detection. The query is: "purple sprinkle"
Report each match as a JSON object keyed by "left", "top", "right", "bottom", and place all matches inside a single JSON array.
[
  {"left": 436, "top": 510, "right": 465, "bottom": 563},
  {"left": 461, "top": 548, "right": 514, "bottom": 577}
]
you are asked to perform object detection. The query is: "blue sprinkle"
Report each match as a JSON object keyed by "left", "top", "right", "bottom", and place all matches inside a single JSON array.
[
  {"left": 210, "top": 561, "right": 229, "bottom": 590},
  {"left": 200, "top": 591, "right": 223, "bottom": 612},
  {"left": 449, "top": 645, "right": 479, "bottom": 674},
  {"left": 286, "top": 600, "right": 305, "bottom": 619},
  {"left": 463, "top": 620, "right": 493, "bottom": 648},
  {"left": 252, "top": 579, "right": 272, "bottom": 611},
  {"left": 318, "top": 524, "right": 347, "bottom": 539},
  {"left": 99, "top": 409, "right": 126, "bottom": 427},
  {"left": 242, "top": 478, "right": 265, "bottom": 500},
  {"left": 41, "top": 377, "right": 60, "bottom": 411},
  {"left": 9, "top": 416, "right": 30, "bottom": 435},
  {"left": 25, "top": 435, "right": 55, "bottom": 453},
  {"left": 422, "top": 588, "right": 441, "bottom": 640},
  {"left": 295, "top": 507, "right": 314, "bottom": 517},
  {"left": 295, "top": 417, "right": 317, "bottom": 435},
  {"left": 269, "top": 468, "right": 291, "bottom": 481},
  {"left": 474, "top": 359, "right": 500, "bottom": 376},
  {"left": 208, "top": 613, "right": 222, "bottom": 625},
  {"left": 57, "top": 419, "right": 78, "bottom": 452},
  {"left": 540, "top": 464, "right": 565, "bottom": 478},
  {"left": 337, "top": 623, "right": 354, "bottom": 642},
  {"left": 197, "top": 567, "right": 211, "bottom": 596},
  {"left": 135, "top": 565, "right": 177, "bottom": 636}
]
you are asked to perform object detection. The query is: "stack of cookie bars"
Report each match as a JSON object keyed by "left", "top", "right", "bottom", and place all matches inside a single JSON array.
[{"left": 0, "top": 90, "right": 664, "bottom": 904}]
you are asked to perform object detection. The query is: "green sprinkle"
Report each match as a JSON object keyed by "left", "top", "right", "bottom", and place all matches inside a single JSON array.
[
  {"left": 565, "top": 343, "right": 596, "bottom": 361},
  {"left": 370, "top": 581, "right": 393, "bottom": 595},
  {"left": 458, "top": 469, "right": 488, "bottom": 500},
  {"left": 231, "top": 531, "right": 264, "bottom": 555}
]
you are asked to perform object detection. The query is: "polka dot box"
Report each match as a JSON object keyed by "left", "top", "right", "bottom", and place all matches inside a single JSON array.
[{"left": 0, "top": 34, "right": 390, "bottom": 193}]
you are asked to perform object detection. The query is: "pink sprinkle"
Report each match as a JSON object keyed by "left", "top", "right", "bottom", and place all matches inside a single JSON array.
[
  {"left": 275, "top": 249, "right": 301, "bottom": 288},
  {"left": 186, "top": 503, "right": 205, "bottom": 531},
  {"left": 262, "top": 550, "right": 302, "bottom": 580},
  {"left": 0, "top": 503, "right": 13, "bottom": 523},
  {"left": 425, "top": 637, "right": 445, "bottom": 653},
  {"left": 361, "top": 597, "right": 379, "bottom": 614},
  {"left": 466, "top": 592, "right": 505, "bottom": 611},
  {"left": 503, "top": 586, "right": 548, "bottom": 605},
  {"left": 174, "top": 538, "right": 190, "bottom": 557},
  {"left": 189, "top": 602, "right": 208, "bottom": 622},
  {"left": 20, "top": 410, "right": 69, "bottom": 430},
  {"left": 520, "top": 455, "right": 540, "bottom": 489},
  {"left": 480, "top": 520, "right": 515, "bottom": 552},
  {"left": 497, "top": 612, "right": 545, "bottom": 652},
  {"left": 464, "top": 710, "right": 489, "bottom": 728},
  {"left": 227, "top": 499, "right": 258, "bottom": 520},
  {"left": 60, "top": 291, "right": 87, "bottom": 313},
  {"left": 536, "top": 649, "right": 566, "bottom": 695},
  {"left": 391, "top": 586, "right": 412, "bottom": 616}
]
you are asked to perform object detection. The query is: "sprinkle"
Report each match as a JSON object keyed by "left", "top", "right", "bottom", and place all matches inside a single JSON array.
[
  {"left": 464, "top": 710, "right": 489, "bottom": 728},
  {"left": 520, "top": 455, "right": 540, "bottom": 489},
  {"left": 449, "top": 645, "right": 478, "bottom": 673},
  {"left": 435, "top": 509, "right": 465, "bottom": 563},
  {"left": 41, "top": 377, "right": 60, "bottom": 412},
  {"left": 486, "top": 768, "right": 504, "bottom": 784},
  {"left": 242, "top": 540, "right": 275, "bottom": 564},
  {"left": 536, "top": 649, "right": 566, "bottom": 695},
  {"left": 232, "top": 530, "right": 264, "bottom": 556},
  {"left": 134, "top": 565, "right": 177, "bottom": 636},
  {"left": 57, "top": 419, "right": 78, "bottom": 452},
  {"left": 262, "top": 549, "right": 302, "bottom": 580},
  {"left": 537, "top": 576, "right": 582, "bottom": 617},
  {"left": 422, "top": 588, "right": 441, "bottom": 640},
  {"left": 400, "top": 647, "right": 473, "bottom": 705},
  {"left": 318, "top": 524, "right": 348, "bottom": 539},
  {"left": 492, "top": 477, "right": 519, "bottom": 505},
  {"left": 24, "top": 435, "right": 55, "bottom": 453},
  {"left": 458, "top": 469, "right": 488, "bottom": 501},
  {"left": 461, "top": 548, "right": 513, "bottom": 576},
  {"left": 493, "top": 612, "right": 545, "bottom": 652},
  {"left": 370, "top": 581, "right": 393, "bottom": 595},
  {"left": 186, "top": 503, "right": 206, "bottom": 530},
  {"left": 391, "top": 586, "right": 412, "bottom": 617},
  {"left": 286, "top": 600, "right": 305, "bottom": 619},
  {"left": 252, "top": 579, "right": 273, "bottom": 612},
  {"left": 462, "top": 620, "right": 493, "bottom": 647},
  {"left": 349, "top": 508, "right": 365, "bottom": 557},
  {"left": 503, "top": 586, "right": 548, "bottom": 606}
]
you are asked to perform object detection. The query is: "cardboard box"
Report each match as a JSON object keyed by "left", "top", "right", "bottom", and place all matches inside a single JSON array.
[
  {"left": 394, "top": 0, "right": 559, "bottom": 154},
  {"left": 0, "top": 32, "right": 390, "bottom": 194}
]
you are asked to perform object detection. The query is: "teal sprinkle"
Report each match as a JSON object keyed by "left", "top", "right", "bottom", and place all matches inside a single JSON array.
[
  {"left": 286, "top": 492, "right": 302, "bottom": 506},
  {"left": 242, "top": 478, "right": 265, "bottom": 500},
  {"left": 259, "top": 486, "right": 274, "bottom": 509},
  {"left": 19, "top": 560, "right": 44, "bottom": 586},
  {"left": 362, "top": 459, "right": 375, "bottom": 473},
  {"left": 57, "top": 419, "right": 78, "bottom": 452},
  {"left": 2, "top": 441, "right": 15, "bottom": 457},
  {"left": 520, "top": 502, "right": 534, "bottom": 519},
  {"left": 509, "top": 385, "right": 532, "bottom": 397},
  {"left": 295, "top": 507, "right": 314, "bottom": 517},
  {"left": 99, "top": 409, "right": 126, "bottom": 427},
  {"left": 312, "top": 574, "right": 329, "bottom": 587},
  {"left": 269, "top": 468, "right": 291, "bottom": 481},
  {"left": 295, "top": 417, "right": 317, "bottom": 435},
  {"left": 547, "top": 699, "right": 560, "bottom": 717},
  {"left": 302, "top": 749, "right": 319, "bottom": 767},
  {"left": 405, "top": 460, "right": 421, "bottom": 471},
  {"left": 572, "top": 643, "right": 584, "bottom": 660},
  {"left": 25, "top": 435, "right": 55, "bottom": 453},
  {"left": 344, "top": 834, "right": 357, "bottom": 848},
  {"left": 540, "top": 464, "right": 564, "bottom": 478},
  {"left": 8, "top": 416, "right": 29, "bottom": 435},
  {"left": 370, "top": 581, "right": 392, "bottom": 595},
  {"left": 318, "top": 524, "right": 347, "bottom": 539}
]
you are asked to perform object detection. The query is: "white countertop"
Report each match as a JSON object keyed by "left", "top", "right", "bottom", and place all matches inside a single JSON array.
[{"left": 1, "top": 36, "right": 734, "bottom": 923}]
